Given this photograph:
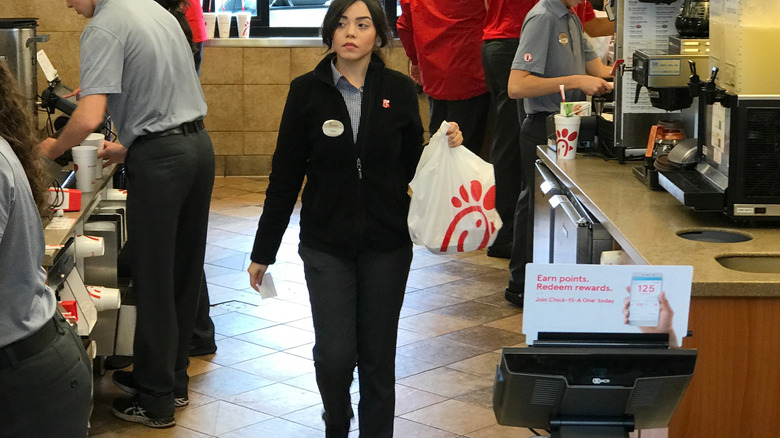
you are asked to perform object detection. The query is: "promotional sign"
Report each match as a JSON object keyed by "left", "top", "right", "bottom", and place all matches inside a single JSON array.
[{"left": 523, "top": 264, "right": 693, "bottom": 347}]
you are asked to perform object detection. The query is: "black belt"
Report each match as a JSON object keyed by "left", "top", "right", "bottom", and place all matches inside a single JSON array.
[
  {"left": 136, "top": 119, "right": 205, "bottom": 143},
  {"left": 527, "top": 111, "right": 555, "bottom": 121},
  {"left": 0, "top": 317, "right": 59, "bottom": 369}
]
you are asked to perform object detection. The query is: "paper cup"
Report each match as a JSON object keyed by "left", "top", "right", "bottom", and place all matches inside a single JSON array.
[
  {"left": 81, "top": 133, "right": 105, "bottom": 181},
  {"left": 72, "top": 145, "right": 97, "bottom": 192},
  {"left": 554, "top": 115, "right": 581, "bottom": 160},
  {"left": 203, "top": 12, "right": 217, "bottom": 39},
  {"left": 216, "top": 13, "right": 232, "bottom": 38},
  {"left": 74, "top": 234, "right": 105, "bottom": 258},
  {"left": 236, "top": 12, "right": 251, "bottom": 38},
  {"left": 86, "top": 286, "right": 121, "bottom": 311}
]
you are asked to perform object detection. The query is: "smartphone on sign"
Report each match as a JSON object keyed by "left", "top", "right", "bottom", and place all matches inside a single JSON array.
[{"left": 628, "top": 272, "right": 663, "bottom": 326}]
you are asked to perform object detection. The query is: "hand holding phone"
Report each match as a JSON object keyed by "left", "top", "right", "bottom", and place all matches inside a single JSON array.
[{"left": 627, "top": 272, "right": 663, "bottom": 326}]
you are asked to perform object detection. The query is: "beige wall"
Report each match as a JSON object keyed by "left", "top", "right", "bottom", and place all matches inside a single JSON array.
[{"left": 1, "top": 0, "right": 427, "bottom": 177}]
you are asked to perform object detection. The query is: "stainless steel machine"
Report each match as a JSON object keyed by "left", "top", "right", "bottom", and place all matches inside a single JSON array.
[
  {"left": 0, "top": 18, "right": 48, "bottom": 114},
  {"left": 656, "top": 0, "right": 780, "bottom": 220}
]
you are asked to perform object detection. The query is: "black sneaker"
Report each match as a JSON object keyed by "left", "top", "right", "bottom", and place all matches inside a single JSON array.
[
  {"left": 113, "top": 370, "right": 189, "bottom": 407},
  {"left": 112, "top": 396, "right": 175, "bottom": 428},
  {"left": 504, "top": 288, "right": 524, "bottom": 307}
]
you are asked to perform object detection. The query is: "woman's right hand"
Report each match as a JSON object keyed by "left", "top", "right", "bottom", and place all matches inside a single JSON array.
[
  {"left": 577, "top": 75, "right": 613, "bottom": 96},
  {"left": 247, "top": 261, "right": 269, "bottom": 292}
]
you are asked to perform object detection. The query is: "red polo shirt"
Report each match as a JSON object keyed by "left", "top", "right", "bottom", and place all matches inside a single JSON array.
[
  {"left": 397, "top": 0, "right": 488, "bottom": 101},
  {"left": 483, "top": 0, "right": 538, "bottom": 40}
]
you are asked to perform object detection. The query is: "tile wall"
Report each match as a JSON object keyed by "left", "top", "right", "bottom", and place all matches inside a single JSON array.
[{"left": 0, "top": 0, "right": 429, "bottom": 177}]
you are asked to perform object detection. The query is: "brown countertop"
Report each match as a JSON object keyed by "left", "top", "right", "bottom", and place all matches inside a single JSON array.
[{"left": 537, "top": 146, "right": 780, "bottom": 297}]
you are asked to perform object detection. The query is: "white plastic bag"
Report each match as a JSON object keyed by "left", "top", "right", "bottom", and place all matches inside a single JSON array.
[{"left": 408, "top": 121, "right": 502, "bottom": 253}]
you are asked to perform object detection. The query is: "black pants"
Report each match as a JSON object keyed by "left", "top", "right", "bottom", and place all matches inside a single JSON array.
[
  {"left": 0, "top": 314, "right": 92, "bottom": 437},
  {"left": 482, "top": 38, "right": 526, "bottom": 249},
  {"left": 125, "top": 128, "right": 214, "bottom": 417},
  {"left": 299, "top": 243, "right": 412, "bottom": 438},
  {"left": 428, "top": 92, "right": 491, "bottom": 157},
  {"left": 508, "top": 113, "right": 550, "bottom": 293}
]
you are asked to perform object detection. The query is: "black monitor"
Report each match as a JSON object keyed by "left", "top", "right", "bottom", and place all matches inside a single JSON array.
[{"left": 493, "top": 340, "right": 696, "bottom": 438}]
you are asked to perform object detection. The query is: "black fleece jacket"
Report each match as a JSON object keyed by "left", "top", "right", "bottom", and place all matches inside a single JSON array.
[{"left": 250, "top": 53, "right": 424, "bottom": 265}]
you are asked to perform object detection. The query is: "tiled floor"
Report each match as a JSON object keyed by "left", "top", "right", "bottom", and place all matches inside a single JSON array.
[{"left": 89, "top": 177, "right": 537, "bottom": 438}]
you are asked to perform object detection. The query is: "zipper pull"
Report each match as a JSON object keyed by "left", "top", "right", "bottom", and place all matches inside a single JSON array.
[{"left": 356, "top": 158, "right": 363, "bottom": 180}]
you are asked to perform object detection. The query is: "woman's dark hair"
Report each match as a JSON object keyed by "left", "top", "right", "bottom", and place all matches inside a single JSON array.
[
  {"left": 321, "top": 0, "right": 391, "bottom": 51},
  {"left": 0, "top": 61, "right": 48, "bottom": 213},
  {"left": 155, "top": 0, "right": 196, "bottom": 52}
]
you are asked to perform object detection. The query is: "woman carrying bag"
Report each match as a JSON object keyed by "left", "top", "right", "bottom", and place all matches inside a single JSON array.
[{"left": 247, "top": 1, "right": 461, "bottom": 436}]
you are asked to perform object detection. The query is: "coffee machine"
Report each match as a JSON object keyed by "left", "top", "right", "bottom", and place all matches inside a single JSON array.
[
  {"left": 0, "top": 19, "right": 48, "bottom": 115},
  {"left": 656, "top": 0, "right": 780, "bottom": 220}
]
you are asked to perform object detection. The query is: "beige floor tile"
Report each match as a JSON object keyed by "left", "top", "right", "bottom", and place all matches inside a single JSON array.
[
  {"left": 425, "top": 260, "right": 505, "bottom": 279},
  {"left": 394, "top": 384, "right": 448, "bottom": 416},
  {"left": 282, "top": 371, "right": 320, "bottom": 393},
  {"left": 207, "top": 269, "right": 256, "bottom": 291},
  {"left": 210, "top": 233, "right": 256, "bottom": 253},
  {"left": 204, "top": 244, "right": 245, "bottom": 263},
  {"left": 397, "top": 337, "right": 488, "bottom": 368},
  {"left": 401, "top": 399, "right": 498, "bottom": 435},
  {"left": 438, "top": 325, "right": 526, "bottom": 351},
  {"left": 398, "top": 312, "right": 478, "bottom": 337},
  {"left": 211, "top": 186, "right": 254, "bottom": 199},
  {"left": 219, "top": 205, "right": 265, "bottom": 220},
  {"left": 433, "top": 300, "right": 523, "bottom": 324},
  {"left": 446, "top": 351, "right": 503, "bottom": 379},
  {"left": 406, "top": 266, "right": 462, "bottom": 289},
  {"left": 219, "top": 417, "right": 322, "bottom": 438},
  {"left": 207, "top": 228, "right": 244, "bottom": 245},
  {"left": 187, "top": 356, "right": 223, "bottom": 376},
  {"left": 228, "top": 382, "right": 322, "bottom": 417},
  {"left": 285, "top": 316, "right": 315, "bottom": 332},
  {"left": 211, "top": 311, "right": 277, "bottom": 337},
  {"left": 396, "top": 327, "right": 431, "bottom": 347},
  {"left": 208, "top": 253, "right": 249, "bottom": 271},
  {"left": 393, "top": 417, "right": 458, "bottom": 437},
  {"left": 395, "top": 353, "right": 439, "bottom": 378},
  {"left": 205, "top": 336, "right": 276, "bottom": 366},
  {"left": 465, "top": 423, "right": 541, "bottom": 438},
  {"left": 230, "top": 351, "right": 314, "bottom": 382},
  {"left": 454, "top": 386, "right": 494, "bottom": 409},
  {"left": 397, "top": 367, "right": 493, "bottom": 398},
  {"left": 236, "top": 298, "right": 312, "bottom": 323},
  {"left": 484, "top": 313, "right": 525, "bottom": 334},
  {"left": 410, "top": 250, "right": 452, "bottom": 270},
  {"left": 402, "top": 289, "right": 468, "bottom": 312},
  {"left": 424, "top": 278, "right": 505, "bottom": 301},
  {"left": 234, "top": 324, "right": 315, "bottom": 350},
  {"left": 175, "top": 400, "right": 272, "bottom": 436},
  {"left": 188, "top": 367, "right": 274, "bottom": 400},
  {"left": 284, "top": 342, "right": 315, "bottom": 360}
]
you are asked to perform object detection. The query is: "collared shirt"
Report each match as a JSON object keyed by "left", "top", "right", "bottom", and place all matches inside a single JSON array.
[
  {"left": 330, "top": 60, "right": 363, "bottom": 144},
  {"left": 511, "top": 0, "right": 598, "bottom": 115},
  {"left": 79, "top": 0, "right": 207, "bottom": 146}
]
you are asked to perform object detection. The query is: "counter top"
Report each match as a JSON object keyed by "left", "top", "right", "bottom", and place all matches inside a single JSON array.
[{"left": 537, "top": 146, "right": 780, "bottom": 297}]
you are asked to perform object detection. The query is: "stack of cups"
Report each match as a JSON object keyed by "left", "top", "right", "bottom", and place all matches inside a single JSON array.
[
  {"left": 74, "top": 234, "right": 105, "bottom": 258},
  {"left": 86, "top": 286, "right": 122, "bottom": 312},
  {"left": 216, "top": 12, "right": 232, "bottom": 38},
  {"left": 554, "top": 115, "right": 581, "bottom": 160},
  {"left": 203, "top": 12, "right": 217, "bottom": 39},
  {"left": 80, "top": 133, "right": 105, "bottom": 181},
  {"left": 71, "top": 145, "right": 98, "bottom": 192}
]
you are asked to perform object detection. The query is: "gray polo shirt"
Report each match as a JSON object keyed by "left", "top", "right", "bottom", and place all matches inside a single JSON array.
[
  {"left": 0, "top": 137, "right": 55, "bottom": 347},
  {"left": 512, "top": 0, "right": 598, "bottom": 114},
  {"left": 79, "top": 0, "right": 207, "bottom": 146}
]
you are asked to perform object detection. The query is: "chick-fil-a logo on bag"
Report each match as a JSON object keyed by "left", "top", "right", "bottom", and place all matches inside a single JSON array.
[{"left": 440, "top": 180, "right": 499, "bottom": 252}]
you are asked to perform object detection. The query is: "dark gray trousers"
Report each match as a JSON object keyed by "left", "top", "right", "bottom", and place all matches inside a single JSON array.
[
  {"left": 482, "top": 38, "right": 525, "bottom": 249},
  {"left": 508, "top": 113, "right": 550, "bottom": 293},
  {"left": 0, "top": 314, "right": 92, "bottom": 436},
  {"left": 428, "top": 93, "right": 491, "bottom": 157},
  {"left": 299, "top": 243, "right": 412, "bottom": 438},
  {"left": 125, "top": 128, "right": 214, "bottom": 417}
]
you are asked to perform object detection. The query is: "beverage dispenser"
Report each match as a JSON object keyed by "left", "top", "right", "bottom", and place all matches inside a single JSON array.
[{"left": 0, "top": 19, "right": 48, "bottom": 114}]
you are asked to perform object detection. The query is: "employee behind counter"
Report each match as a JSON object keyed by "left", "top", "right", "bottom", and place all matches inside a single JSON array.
[{"left": 505, "top": 0, "right": 613, "bottom": 306}]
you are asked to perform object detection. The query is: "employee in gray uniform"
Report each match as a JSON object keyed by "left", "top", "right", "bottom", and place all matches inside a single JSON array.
[
  {"left": 0, "top": 61, "right": 92, "bottom": 437},
  {"left": 505, "top": 0, "right": 612, "bottom": 305},
  {"left": 39, "top": 0, "right": 214, "bottom": 428}
]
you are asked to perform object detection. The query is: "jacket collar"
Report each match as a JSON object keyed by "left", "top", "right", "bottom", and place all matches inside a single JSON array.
[{"left": 313, "top": 52, "right": 386, "bottom": 87}]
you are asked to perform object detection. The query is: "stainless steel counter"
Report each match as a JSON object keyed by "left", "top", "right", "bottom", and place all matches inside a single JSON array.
[{"left": 537, "top": 146, "right": 780, "bottom": 297}]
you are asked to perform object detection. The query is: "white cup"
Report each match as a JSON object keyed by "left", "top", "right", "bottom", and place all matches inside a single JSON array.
[
  {"left": 74, "top": 234, "right": 105, "bottom": 258},
  {"left": 216, "top": 13, "right": 232, "bottom": 38},
  {"left": 554, "top": 115, "right": 581, "bottom": 160},
  {"left": 86, "top": 286, "right": 121, "bottom": 311},
  {"left": 71, "top": 145, "right": 97, "bottom": 192},
  {"left": 236, "top": 12, "right": 251, "bottom": 38},
  {"left": 203, "top": 12, "right": 217, "bottom": 39},
  {"left": 81, "top": 133, "right": 105, "bottom": 181}
]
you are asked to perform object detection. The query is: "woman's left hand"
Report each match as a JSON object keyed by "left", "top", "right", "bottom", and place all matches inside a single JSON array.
[{"left": 445, "top": 121, "right": 463, "bottom": 148}]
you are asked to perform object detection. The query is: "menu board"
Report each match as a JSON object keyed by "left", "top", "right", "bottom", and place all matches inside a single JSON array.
[{"left": 620, "top": 0, "right": 684, "bottom": 113}]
